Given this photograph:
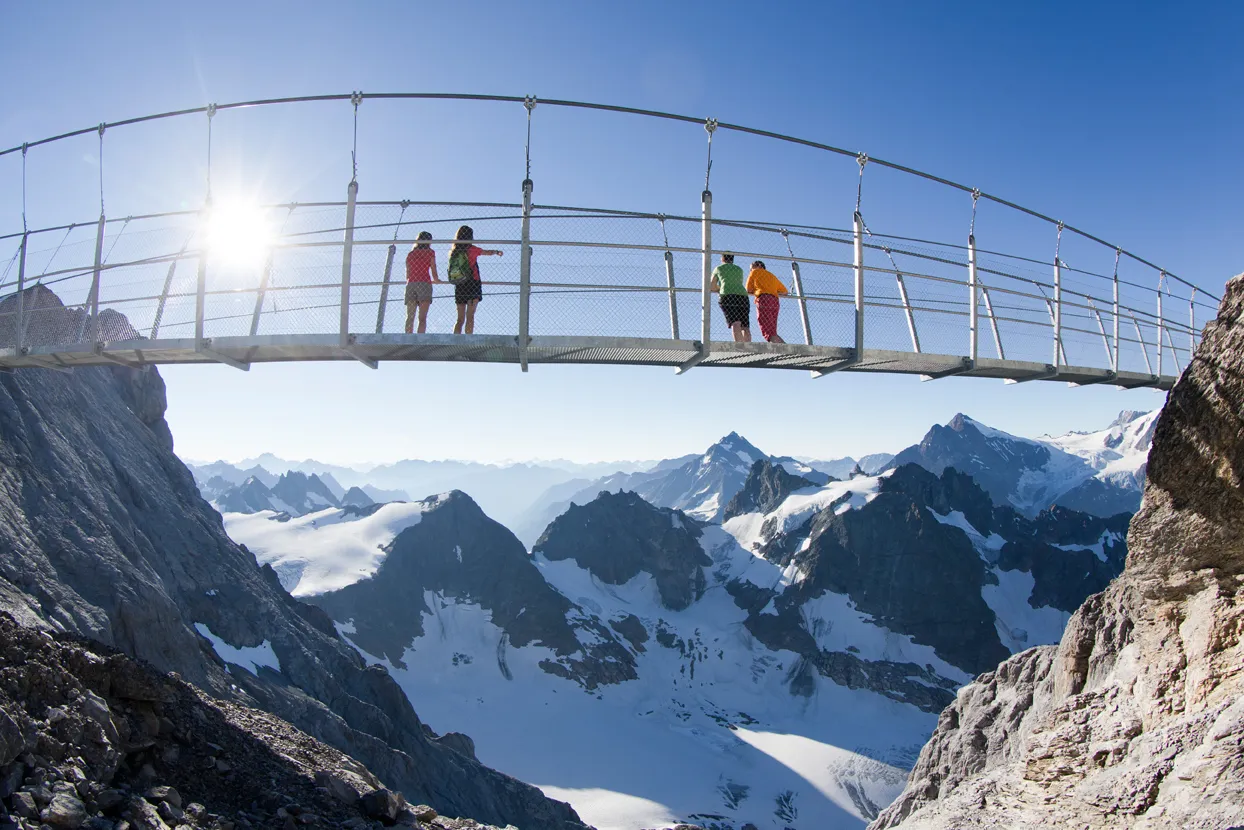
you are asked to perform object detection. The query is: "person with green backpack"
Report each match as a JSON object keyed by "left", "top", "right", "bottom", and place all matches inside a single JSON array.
[{"left": 447, "top": 225, "right": 504, "bottom": 334}]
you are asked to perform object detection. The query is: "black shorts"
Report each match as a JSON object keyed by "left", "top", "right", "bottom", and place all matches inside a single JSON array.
[
  {"left": 719, "top": 294, "right": 750, "bottom": 327},
  {"left": 454, "top": 278, "right": 483, "bottom": 305}
]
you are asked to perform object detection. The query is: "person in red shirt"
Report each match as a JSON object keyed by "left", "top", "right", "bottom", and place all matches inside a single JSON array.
[
  {"left": 447, "top": 225, "right": 504, "bottom": 335},
  {"left": 405, "top": 231, "right": 442, "bottom": 334}
]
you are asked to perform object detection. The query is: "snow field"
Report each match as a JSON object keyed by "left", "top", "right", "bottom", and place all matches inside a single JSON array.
[{"left": 222, "top": 501, "right": 430, "bottom": 596}]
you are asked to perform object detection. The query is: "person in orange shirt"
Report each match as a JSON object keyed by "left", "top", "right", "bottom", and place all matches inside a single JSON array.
[{"left": 746, "top": 260, "right": 788, "bottom": 343}]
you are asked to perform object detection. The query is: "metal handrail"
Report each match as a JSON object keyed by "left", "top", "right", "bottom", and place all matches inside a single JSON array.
[{"left": 0, "top": 91, "right": 1215, "bottom": 301}]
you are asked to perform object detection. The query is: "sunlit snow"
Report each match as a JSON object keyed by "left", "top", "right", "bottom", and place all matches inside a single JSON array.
[{"left": 223, "top": 501, "right": 429, "bottom": 595}]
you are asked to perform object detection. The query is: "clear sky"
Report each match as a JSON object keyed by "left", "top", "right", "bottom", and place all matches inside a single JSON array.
[{"left": 3, "top": 2, "right": 1241, "bottom": 465}]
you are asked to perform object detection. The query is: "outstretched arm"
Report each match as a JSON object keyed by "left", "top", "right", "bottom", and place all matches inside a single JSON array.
[{"left": 483, "top": 249, "right": 504, "bottom": 256}]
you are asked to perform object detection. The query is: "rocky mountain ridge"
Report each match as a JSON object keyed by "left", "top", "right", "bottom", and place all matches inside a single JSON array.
[
  {"left": 871, "top": 274, "right": 1244, "bottom": 829},
  {"left": 0, "top": 292, "right": 588, "bottom": 830},
  {"left": 0, "top": 612, "right": 510, "bottom": 830},
  {"left": 886, "top": 410, "right": 1155, "bottom": 519}
]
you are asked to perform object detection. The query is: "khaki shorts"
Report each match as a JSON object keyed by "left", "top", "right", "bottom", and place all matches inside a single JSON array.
[{"left": 405, "top": 281, "right": 433, "bottom": 305}]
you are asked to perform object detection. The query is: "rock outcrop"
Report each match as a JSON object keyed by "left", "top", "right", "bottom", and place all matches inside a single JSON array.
[
  {"left": 535, "top": 491, "right": 711, "bottom": 610},
  {"left": 871, "top": 275, "right": 1244, "bottom": 829},
  {"left": 0, "top": 612, "right": 517, "bottom": 830},
  {"left": 722, "top": 459, "right": 819, "bottom": 521},
  {"left": 313, "top": 491, "right": 637, "bottom": 689},
  {"left": 0, "top": 300, "right": 588, "bottom": 830}
]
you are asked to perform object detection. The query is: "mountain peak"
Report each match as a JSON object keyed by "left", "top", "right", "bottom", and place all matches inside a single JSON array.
[{"left": 709, "top": 431, "right": 765, "bottom": 460}]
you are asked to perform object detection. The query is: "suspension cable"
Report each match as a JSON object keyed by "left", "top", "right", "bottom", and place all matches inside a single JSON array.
[
  {"left": 21, "top": 143, "right": 28, "bottom": 234},
  {"left": 102, "top": 216, "right": 131, "bottom": 263},
  {"left": 392, "top": 200, "right": 409, "bottom": 242},
  {"left": 781, "top": 228, "right": 796, "bottom": 260},
  {"left": 524, "top": 96, "right": 537, "bottom": 181},
  {"left": 205, "top": 104, "right": 216, "bottom": 202},
  {"left": 97, "top": 124, "right": 106, "bottom": 216},
  {"left": 704, "top": 118, "right": 717, "bottom": 191},
  {"left": 38, "top": 224, "right": 76, "bottom": 280},
  {"left": 350, "top": 91, "right": 362, "bottom": 183},
  {"left": 855, "top": 152, "right": 868, "bottom": 213},
  {"left": 857, "top": 212, "right": 907, "bottom": 282}
]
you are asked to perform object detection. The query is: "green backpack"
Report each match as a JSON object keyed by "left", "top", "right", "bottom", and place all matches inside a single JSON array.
[{"left": 447, "top": 247, "right": 475, "bottom": 282}]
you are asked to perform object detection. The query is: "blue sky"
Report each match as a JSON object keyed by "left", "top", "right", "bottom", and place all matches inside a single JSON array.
[{"left": 3, "top": 2, "right": 1241, "bottom": 465}]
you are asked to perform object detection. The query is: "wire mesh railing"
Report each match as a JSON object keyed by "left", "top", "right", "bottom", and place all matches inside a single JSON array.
[
  {"left": 0, "top": 199, "right": 1208, "bottom": 385},
  {"left": 0, "top": 93, "right": 1218, "bottom": 383}
]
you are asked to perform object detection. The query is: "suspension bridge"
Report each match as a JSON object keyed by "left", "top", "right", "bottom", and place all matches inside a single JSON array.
[{"left": 0, "top": 93, "right": 1217, "bottom": 387}]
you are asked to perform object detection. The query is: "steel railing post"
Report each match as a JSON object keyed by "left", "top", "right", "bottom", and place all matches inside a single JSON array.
[
  {"left": 194, "top": 252, "right": 207, "bottom": 349},
  {"left": 981, "top": 285, "right": 1003, "bottom": 359},
  {"left": 13, "top": 232, "right": 27, "bottom": 351},
  {"left": 375, "top": 243, "right": 396, "bottom": 334},
  {"left": 664, "top": 250, "right": 680, "bottom": 340},
  {"left": 519, "top": 178, "right": 533, "bottom": 371},
  {"left": 790, "top": 261, "right": 812, "bottom": 345},
  {"left": 1156, "top": 271, "right": 1164, "bottom": 378},
  {"left": 1052, "top": 255, "right": 1062, "bottom": 369},
  {"left": 339, "top": 180, "right": 359, "bottom": 349},
  {"left": 968, "top": 232, "right": 979, "bottom": 364},
  {"left": 895, "top": 272, "right": 921, "bottom": 353},
  {"left": 251, "top": 251, "right": 275, "bottom": 337},
  {"left": 1184, "top": 288, "right": 1194, "bottom": 360},
  {"left": 194, "top": 201, "right": 212, "bottom": 350},
  {"left": 701, "top": 190, "right": 713, "bottom": 348},
  {"left": 1132, "top": 314, "right": 1153, "bottom": 376},
  {"left": 853, "top": 211, "right": 864, "bottom": 358},
  {"left": 1112, "top": 253, "right": 1121, "bottom": 373}
]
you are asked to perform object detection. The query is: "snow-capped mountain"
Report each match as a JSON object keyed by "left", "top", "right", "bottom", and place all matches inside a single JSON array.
[
  {"left": 1040, "top": 409, "right": 1157, "bottom": 515},
  {"left": 517, "top": 433, "right": 831, "bottom": 546},
  {"left": 886, "top": 411, "right": 1155, "bottom": 518},
  {"left": 803, "top": 453, "right": 895, "bottom": 481},
  {"left": 216, "top": 458, "right": 1128, "bottom": 830},
  {"left": 214, "top": 470, "right": 341, "bottom": 516}
]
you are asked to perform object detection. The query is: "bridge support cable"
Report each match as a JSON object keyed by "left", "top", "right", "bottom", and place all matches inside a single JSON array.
[
  {"left": 375, "top": 201, "right": 407, "bottom": 334},
  {"left": 781, "top": 230, "right": 812, "bottom": 346},
  {"left": 519, "top": 177, "right": 534, "bottom": 372},
  {"left": 658, "top": 217, "right": 680, "bottom": 340}
]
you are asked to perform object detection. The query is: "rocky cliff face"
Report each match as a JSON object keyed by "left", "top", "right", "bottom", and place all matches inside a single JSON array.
[
  {"left": 535, "top": 491, "right": 710, "bottom": 610},
  {"left": 871, "top": 275, "right": 1244, "bottom": 829},
  {"left": 0, "top": 320, "right": 588, "bottom": 830},
  {"left": 313, "top": 491, "right": 637, "bottom": 689},
  {"left": 0, "top": 612, "right": 511, "bottom": 830},
  {"left": 722, "top": 459, "right": 819, "bottom": 521}
]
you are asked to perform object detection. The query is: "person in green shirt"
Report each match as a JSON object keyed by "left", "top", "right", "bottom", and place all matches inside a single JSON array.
[{"left": 710, "top": 253, "right": 752, "bottom": 342}]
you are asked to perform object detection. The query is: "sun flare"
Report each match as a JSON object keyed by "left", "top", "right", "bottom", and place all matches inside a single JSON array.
[{"left": 204, "top": 201, "right": 273, "bottom": 270}]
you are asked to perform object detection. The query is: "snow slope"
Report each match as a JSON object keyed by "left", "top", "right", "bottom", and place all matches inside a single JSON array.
[{"left": 223, "top": 501, "right": 430, "bottom": 595}]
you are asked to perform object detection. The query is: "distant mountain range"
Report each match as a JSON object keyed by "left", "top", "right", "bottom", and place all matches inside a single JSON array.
[{"left": 222, "top": 448, "right": 1133, "bottom": 828}]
